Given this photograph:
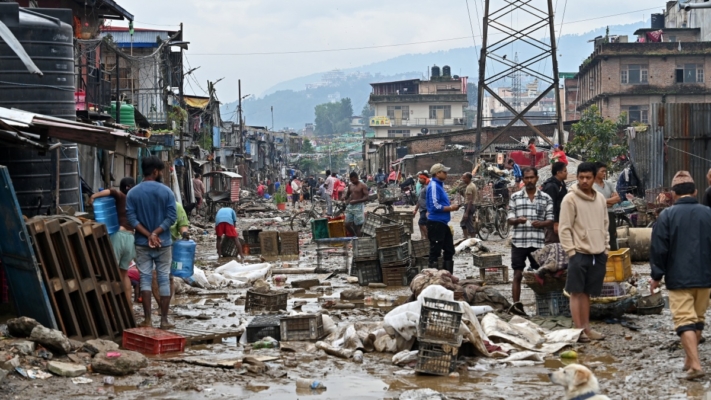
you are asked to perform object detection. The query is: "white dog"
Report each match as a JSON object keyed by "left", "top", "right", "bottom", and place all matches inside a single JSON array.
[{"left": 548, "top": 364, "right": 611, "bottom": 400}]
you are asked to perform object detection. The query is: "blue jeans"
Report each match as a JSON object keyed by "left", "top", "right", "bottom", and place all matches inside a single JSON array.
[
  {"left": 135, "top": 246, "right": 171, "bottom": 296},
  {"left": 326, "top": 195, "right": 333, "bottom": 216}
]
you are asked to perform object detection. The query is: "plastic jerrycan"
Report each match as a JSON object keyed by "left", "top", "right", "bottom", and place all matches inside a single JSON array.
[
  {"left": 171, "top": 238, "right": 196, "bottom": 278},
  {"left": 93, "top": 196, "right": 120, "bottom": 234}
]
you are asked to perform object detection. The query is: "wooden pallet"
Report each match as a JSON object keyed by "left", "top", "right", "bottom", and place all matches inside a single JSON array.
[{"left": 167, "top": 327, "right": 242, "bottom": 346}]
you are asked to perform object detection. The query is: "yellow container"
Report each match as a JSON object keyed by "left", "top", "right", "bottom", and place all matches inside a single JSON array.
[{"left": 604, "top": 248, "right": 632, "bottom": 282}]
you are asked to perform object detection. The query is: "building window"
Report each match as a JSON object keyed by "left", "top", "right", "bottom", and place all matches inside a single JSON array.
[
  {"left": 620, "top": 65, "right": 648, "bottom": 84},
  {"left": 429, "top": 105, "right": 451, "bottom": 119},
  {"left": 125, "top": 158, "right": 134, "bottom": 179},
  {"left": 676, "top": 64, "right": 704, "bottom": 83},
  {"left": 625, "top": 106, "right": 649, "bottom": 124},
  {"left": 387, "top": 129, "right": 411, "bottom": 138},
  {"left": 386, "top": 106, "right": 409, "bottom": 120}
]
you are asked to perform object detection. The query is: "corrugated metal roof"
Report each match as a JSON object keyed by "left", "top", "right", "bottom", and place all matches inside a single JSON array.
[
  {"left": 629, "top": 118, "right": 664, "bottom": 193},
  {"left": 100, "top": 30, "right": 172, "bottom": 45}
]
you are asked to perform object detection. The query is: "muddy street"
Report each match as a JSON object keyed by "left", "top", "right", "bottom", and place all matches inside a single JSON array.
[{"left": 0, "top": 204, "right": 707, "bottom": 400}]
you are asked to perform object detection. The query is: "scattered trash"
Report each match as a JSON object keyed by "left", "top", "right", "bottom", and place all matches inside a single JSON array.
[
  {"left": 103, "top": 376, "right": 115, "bottom": 385},
  {"left": 106, "top": 351, "right": 121, "bottom": 358},
  {"left": 72, "top": 377, "right": 93, "bottom": 384},
  {"left": 560, "top": 350, "right": 578, "bottom": 359},
  {"left": 295, "top": 377, "right": 326, "bottom": 390}
]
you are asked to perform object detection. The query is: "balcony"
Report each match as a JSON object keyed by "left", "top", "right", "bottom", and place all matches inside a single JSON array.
[
  {"left": 386, "top": 118, "right": 466, "bottom": 127},
  {"left": 369, "top": 93, "right": 468, "bottom": 104}
]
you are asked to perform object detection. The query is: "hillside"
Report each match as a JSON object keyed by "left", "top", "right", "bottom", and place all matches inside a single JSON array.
[{"left": 221, "top": 21, "right": 647, "bottom": 130}]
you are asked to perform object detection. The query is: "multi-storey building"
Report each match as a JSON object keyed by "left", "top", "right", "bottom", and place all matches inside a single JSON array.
[{"left": 367, "top": 66, "right": 468, "bottom": 138}]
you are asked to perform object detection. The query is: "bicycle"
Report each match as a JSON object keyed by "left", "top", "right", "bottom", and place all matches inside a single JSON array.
[
  {"left": 493, "top": 196, "right": 510, "bottom": 239},
  {"left": 473, "top": 201, "right": 498, "bottom": 241},
  {"left": 289, "top": 197, "right": 345, "bottom": 232}
]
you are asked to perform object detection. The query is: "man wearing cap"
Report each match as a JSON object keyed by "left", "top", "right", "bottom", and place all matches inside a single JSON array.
[
  {"left": 413, "top": 171, "right": 430, "bottom": 239},
  {"left": 426, "top": 163, "right": 460, "bottom": 273},
  {"left": 651, "top": 171, "right": 711, "bottom": 380}
]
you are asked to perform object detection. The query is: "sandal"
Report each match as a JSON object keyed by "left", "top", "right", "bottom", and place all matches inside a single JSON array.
[
  {"left": 680, "top": 369, "right": 706, "bottom": 381},
  {"left": 578, "top": 333, "right": 591, "bottom": 343}
]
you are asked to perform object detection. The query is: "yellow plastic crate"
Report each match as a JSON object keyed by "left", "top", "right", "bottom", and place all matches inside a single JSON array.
[{"left": 604, "top": 248, "right": 631, "bottom": 282}]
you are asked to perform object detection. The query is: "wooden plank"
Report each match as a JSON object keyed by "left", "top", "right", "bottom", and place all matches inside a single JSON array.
[
  {"left": 25, "top": 219, "right": 82, "bottom": 340},
  {"left": 44, "top": 219, "right": 97, "bottom": 339},
  {"left": 61, "top": 221, "right": 115, "bottom": 340},
  {"left": 272, "top": 268, "right": 316, "bottom": 274}
]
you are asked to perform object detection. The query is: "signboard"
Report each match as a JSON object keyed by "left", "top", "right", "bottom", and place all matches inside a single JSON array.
[{"left": 369, "top": 116, "right": 391, "bottom": 127}]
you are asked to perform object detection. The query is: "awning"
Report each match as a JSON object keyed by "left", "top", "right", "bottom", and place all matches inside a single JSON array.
[
  {"left": 0, "top": 107, "right": 146, "bottom": 156},
  {"left": 204, "top": 171, "right": 242, "bottom": 179},
  {"left": 184, "top": 96, "right": 210, "bottom": 109}
]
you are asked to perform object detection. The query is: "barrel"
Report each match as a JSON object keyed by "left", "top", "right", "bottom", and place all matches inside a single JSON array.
[
  {"left": 171, "top": 239, "right": 196, "bottom": 278},
  {"left": 110, "top": 101, "right": 136, "bottom": 127},
  {"left": 93, "top": 197, "right": 120, "bottom": 235}
]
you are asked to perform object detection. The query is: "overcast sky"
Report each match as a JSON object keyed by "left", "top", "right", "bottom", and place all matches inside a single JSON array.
[{"left": 114, "top": 0, "right": 665, "bottom": 102}]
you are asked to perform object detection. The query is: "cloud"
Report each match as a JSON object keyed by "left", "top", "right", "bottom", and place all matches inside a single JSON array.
[{"left": 115, "top": 0, "right": 657, "bottom": 100}]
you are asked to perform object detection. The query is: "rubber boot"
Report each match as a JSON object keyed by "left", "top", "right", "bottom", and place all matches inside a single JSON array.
[
  {"left": 429, "top": 259, "right": 440, "bottom": 270},
  {"left": 443, "top": 260, "right": 454, "bottom": 275}
]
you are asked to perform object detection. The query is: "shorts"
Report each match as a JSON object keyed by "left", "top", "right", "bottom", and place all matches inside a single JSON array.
[
  {"left": 216, "top": 222, "right": 238, "bottom": 238},
  {"left": 460, "top": 204, "right": 476, "bottom": 234},
  {"left": 564, "top": 252, "right": 607, "bottom": 296},
  {"left": 669, "top": 288, "right": 711, "bottom": 335},
  {"left": 345, "top": 203, "right": 365, "bottom": 225},
  {"left": 110, "top": 230, "right": 135, "bottom": 271},
  {"left": 135, "top": 246, "right": 171, "bottom": 295},
  {"left": 511, "top": 246, "right": 541, "bottom": 271},
  {"left": 418, "top": 210, "right": 428, "bottom": 226}
]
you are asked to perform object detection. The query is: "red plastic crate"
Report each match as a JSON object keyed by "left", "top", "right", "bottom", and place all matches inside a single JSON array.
[{"left": 122, "top": 327, "right": 186, "bottom": 355}]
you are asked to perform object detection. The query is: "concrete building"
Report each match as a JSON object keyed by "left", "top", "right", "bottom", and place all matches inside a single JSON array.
[
  {"left": 560, "top": 72, "right": 580, "bottom": 122},
  {"left": 574, "top": 4, "right": 711, "bottom": 123},
  {"left": 482, "top": 80, "right": 559, "bottom": 127},
  {"left": 367, "top": 67, "right": 468, "bottom": 138}
]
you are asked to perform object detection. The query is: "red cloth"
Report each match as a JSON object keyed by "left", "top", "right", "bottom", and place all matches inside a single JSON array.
[
  {"left": 646, "top": 30, "right": 663, "bottom": 43},
  {"left": 257, "top": 184, "right": 265, "bottom": 197},
  {"left": 286, "top": 183, "right": 293, "bottom": 195},
  {"left": 528, "top": 144, "right": 537, "bottom": 156},
  {"left": 127, "top": 266, "right": 140, "bottom": 283},
  {"left": 216, "top": 222, "right": 238, "bottom": 238},
  {"left": 553, "top": 150, "right": 568, "bottom": 165}
]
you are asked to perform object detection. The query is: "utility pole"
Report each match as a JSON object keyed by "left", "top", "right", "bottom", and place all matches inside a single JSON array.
[
  {"left": 271, "top": 106, "right": 274, "bottom": 131},
  {"left": 178, "top": 22, "right": 185, "bottom": 157}
]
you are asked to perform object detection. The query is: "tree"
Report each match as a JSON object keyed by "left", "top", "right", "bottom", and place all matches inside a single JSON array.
[
  {"left": 466, "top": 82, "right": 478, "bottom": 106},
  {"left": 302, "top": 138, "right": 315, "bottom": 153},
  {"left": 567, "top": 105, "right": 628, "bottom": 164},
  {"left": 314, "top": 98, "right": 354, "bottom": 136},
  {"left": 361, "top": 104, "right": 374, "bottom": 120}
]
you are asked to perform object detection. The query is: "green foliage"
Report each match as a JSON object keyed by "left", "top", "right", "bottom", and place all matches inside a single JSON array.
[
  {"left": 567, "top": 105, "right": 628, "bottom": 164},
  {"left": 167, "top": 105, "right": 188, "bottom": 126},
  {"left": 296, "top": 158, "right": 318, "bottom": 175},
  {"left": 302, "top": 138, "right": 315, "bottom": 153},
  {"left": 314, "top": 98, "right": 354, "bottom": 136},
  {"left": 466, "top": 82, "right": 478, "bottom": 106},
  {"left": 361, "top": 104, "right": 375, "bottom": 120},
  {"left": 274, "top": 186, "right": 288, "bottom": 204}
]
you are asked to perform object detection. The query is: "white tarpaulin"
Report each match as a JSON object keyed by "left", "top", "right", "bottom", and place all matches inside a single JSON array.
[{"left": 481, "top": 314, "right": 582, "bottom": 354}]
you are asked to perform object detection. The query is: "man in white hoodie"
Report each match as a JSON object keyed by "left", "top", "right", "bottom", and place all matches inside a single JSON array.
[{"left": 559, "top": 161, "right": 610, "bottom": 342}]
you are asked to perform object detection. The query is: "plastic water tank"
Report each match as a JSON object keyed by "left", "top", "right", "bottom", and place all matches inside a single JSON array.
[
  {"left": 431, "top": 65, "right": 441, "bottom": 78},
  {"left": 0, "top": 4, "right": 80, "bottom": 217},
  {"left": 93, "top": 197, "right": 120, "bottom": 235},
  {"left": 110, "top": 102, "right": 136, "bottom": 127},
  {"left": 171, "top": 239, "right": 196, "bottom": 278},
  {"left": 442, "top": 65, "right": 451, "bottom": 77}
]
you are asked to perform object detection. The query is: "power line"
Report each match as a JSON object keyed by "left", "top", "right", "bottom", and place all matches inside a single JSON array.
[
  {"left": 188, "top": 7, "right": 661, "bottom": 58},
  {"left": 464, "top": 0, "right": 480, "bottom": 65},
  {"left": 557, "top": 0, "right": 569, "bottom": 45}
]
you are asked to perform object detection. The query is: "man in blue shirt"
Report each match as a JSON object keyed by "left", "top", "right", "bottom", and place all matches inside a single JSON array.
[
  {"left": 215, "top": 206, "right": 244, "bottom": 261},
  {"left": 507, "top": 159, "right": 523, "bottom": 183},
  {"left": 426, "top": 163, "right": 460, "bottom": 274},
  {"left": 127, "top": 156, "right": 177, "bottom": 329}
]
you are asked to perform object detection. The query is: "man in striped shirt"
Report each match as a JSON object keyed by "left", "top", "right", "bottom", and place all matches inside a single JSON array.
[{"left": 507, "top": 167, "right": 554, "bottom": 306}]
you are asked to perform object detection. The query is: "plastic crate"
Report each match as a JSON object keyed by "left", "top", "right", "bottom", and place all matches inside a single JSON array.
[
  {"left": 593, "top": 282, "right": 626, "bottom": 298},
  {"left": 378, "top": 242, "right": 410, "bottom": 265},
  {"left": 248, "top": 245, "right": 261, "bottom": 255},
  {"left": 311, "top": 219, "right": 329, "bottom": 240},
  {"left": 242, "top": 229, "right": 262, "bottom": 244},
  {"left": 280, "top": 231, "right": 300, "bottom": 255},
  {"left": 478, "top": 266, "right": 509, "bottom": 284},
  {"left": 411, "top": 240, "right": 430, "bottom": 258},
  {"left": 535, "top": 290, "right": 570, "bottom": 317},
  {"left": 472, "top": 253, "right": 503, "bottom": 268},
  {"left": 259, "top": 231, "right": 280, "bottom": 257},
  {"left": 245, "top": 290, "right": 288, "bottom": 314},
  {"left": 362, "top": 213, "right": 397, "bottom": 237},
  {"left": 280, "top": 314, "right": 325, "bottom": 341},
  {"left": 122, "top": 327, "right": 186, "bottom": 355},
  {"left": 417, "top": 298, "right": 463, "bottom": 346},
  {"left": 353, "top": 237, "right": 377, "bottom": 258},
  {"left": 388, "top": 211, "right": 414, "bottom": 234},
  {"left": 382, "top": 265, "right": 408, "bottom": 286},
  {"left": 604, "top": 248, "right": 632, "bottom": 282},
  {"left": 353, "top": 259, "right": 382, "bottom": 286},
  {"left": 375, "top": 224, "right": 407, "bottom": 248},
  {"left": 377, "top": 186, "right": 401, "bottom": 203},
  {"left": 328, "top": 220, "right": 346, "bottom": 239},
  {"left": 246, "top": 315, "right": 282, "bottom": 343},
  {"left": 415, "top": 340, "right": 458, "bottom": 376}
]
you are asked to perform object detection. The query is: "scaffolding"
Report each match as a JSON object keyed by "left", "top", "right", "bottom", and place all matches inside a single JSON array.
[{"left": 474, "top": 0, "right": 564, "bottom": 153}]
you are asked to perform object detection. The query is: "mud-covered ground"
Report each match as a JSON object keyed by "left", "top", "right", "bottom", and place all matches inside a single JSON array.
[{"left": 3, "top": 203, "right": 710, "bottom": 400}]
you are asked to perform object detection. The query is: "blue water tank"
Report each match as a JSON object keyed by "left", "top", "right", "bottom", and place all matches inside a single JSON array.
[
  {"left": 93, "top": 197, "right": 119, "bottom": 234},
  {"left": 171, "top": 239, "right": 196, "bottom": 278}
]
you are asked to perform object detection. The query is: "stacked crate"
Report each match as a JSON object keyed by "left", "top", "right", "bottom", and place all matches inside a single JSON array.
[
  {"left": 243, "top": 229, "right": 262, "bottom": 255},
  {"left": 415, "top": 298, "right": 462, "bottom": 376},
  {"left": 472, "top": 253, "right": 508, "bottom": 284},
  {"left": 351, "top": 237, "right": 381, "bottom": 286},
  {"left": 376, "top": 225, "right": 409, "bottom": 286},
  {"left": 279, "top": 231, "right": 300, "bottom": 258}
]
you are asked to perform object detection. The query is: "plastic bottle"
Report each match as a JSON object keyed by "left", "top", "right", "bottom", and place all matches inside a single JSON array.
[
  {"left": 296, "top": 378, "right": 326, "bottom": 390},
  {"left": 93, "top": 197, "right": 120, "bottom": 234},
  {"left": 353, "top": 350, "right": 363, "bottom": 364},
  {"left": 171, "top": 239, "right": 196, "bottom": 278}
]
